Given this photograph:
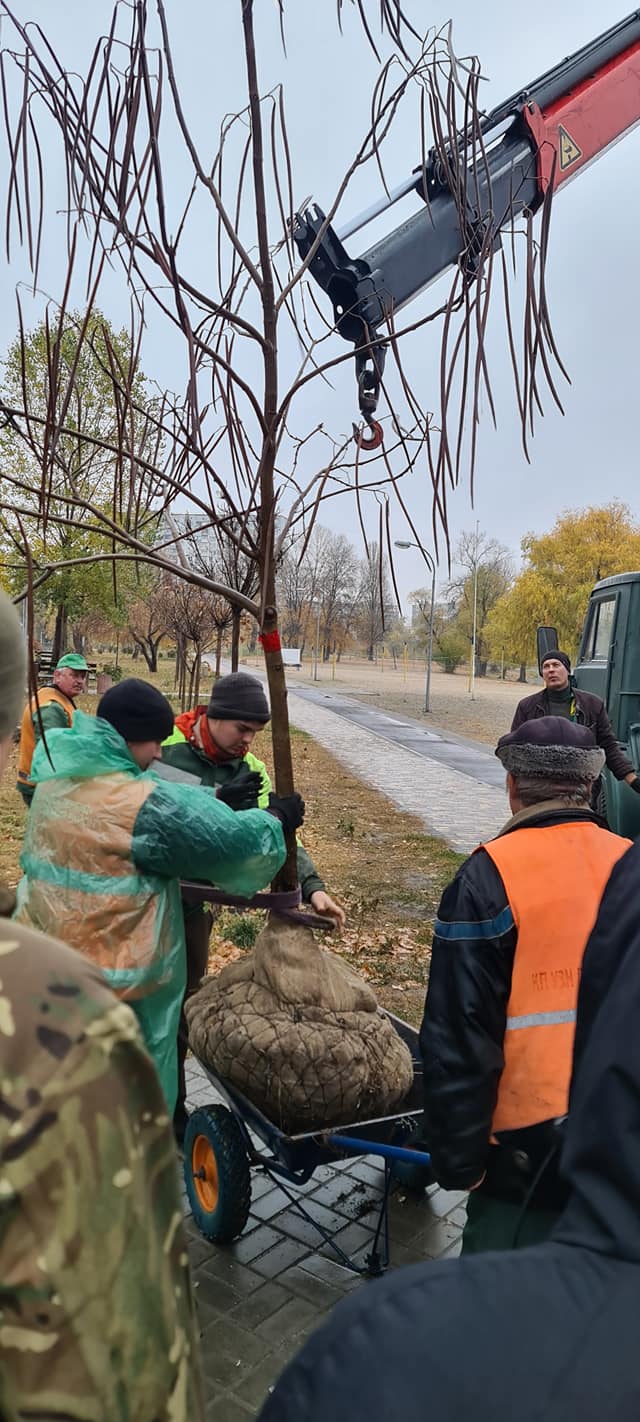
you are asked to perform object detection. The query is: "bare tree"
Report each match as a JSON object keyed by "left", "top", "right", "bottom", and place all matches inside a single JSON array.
[
  {"left": 356, "top": 542, "right": 397, "bottom": 661},
  {"left": 0, "top": 1, "right": 566, "bottom": 891},
  {"left": 446, "top": 530, "right": 513, "bottom": 677},
  {"left": 127, "top": 575, "right": 167, "bottom": 673},
  {"left": 155, "top": 578, "right": 221, "bottom": 709}
]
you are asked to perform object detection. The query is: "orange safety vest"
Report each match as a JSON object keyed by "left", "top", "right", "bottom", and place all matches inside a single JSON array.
[
  {"left": 17, "top": 688, "right": 74, "bottom": 789},
  {"left": 484, "top": 820, "right": 630, "bottom": 1134}
]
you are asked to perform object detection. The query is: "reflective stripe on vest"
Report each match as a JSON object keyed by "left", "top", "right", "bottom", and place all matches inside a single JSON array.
[
  {"left": 483, "top": 820, "right": 630, "bottom": 1133},
  {"left": 17, "top": 688, "right": 74, "bottom": 785}
]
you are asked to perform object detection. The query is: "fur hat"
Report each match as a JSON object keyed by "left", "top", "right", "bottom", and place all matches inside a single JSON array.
[{"left": 495, "top": 716, "right": 604, "bottom": 782}]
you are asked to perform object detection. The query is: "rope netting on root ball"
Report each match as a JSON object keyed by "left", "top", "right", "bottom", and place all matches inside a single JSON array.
[{"left": 185, "top": 916, "right": 414, "bottom": 1133}]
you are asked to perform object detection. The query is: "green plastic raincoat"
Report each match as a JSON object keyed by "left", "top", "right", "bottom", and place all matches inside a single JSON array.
[{"left": 14, "top": 712, "right": 286, "bottom": 1111}]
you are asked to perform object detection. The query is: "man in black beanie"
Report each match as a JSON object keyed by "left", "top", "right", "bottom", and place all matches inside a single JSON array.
[
  {"left": 162, "top": 670, "right": 345, "bottom": 1142},
  {"left": 98, "top": 677, "right": 175, "bottom": 767},
  {"left": 511, "top": 650, "right": 640, "bottom": 792},
  {"left": 15, "top": 677, "right": 303, "bottom": 1113}
]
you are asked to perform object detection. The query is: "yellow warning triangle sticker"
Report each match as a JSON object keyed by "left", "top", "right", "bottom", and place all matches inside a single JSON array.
[{"left": 558, "top": 124, "right": 582, "bottom": 171}]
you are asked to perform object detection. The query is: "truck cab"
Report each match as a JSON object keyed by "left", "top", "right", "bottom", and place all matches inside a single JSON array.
[{"left": 540, "top": 573, "right": 640, "bottom": 839}]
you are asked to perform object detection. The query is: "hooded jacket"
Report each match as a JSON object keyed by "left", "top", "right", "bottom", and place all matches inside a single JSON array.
[
  {"left": 258, "top": 839, "right": 640, "bottom": 1422},
  {"left": 14, "top": 712, "right": 286, "bottom": 1110}
]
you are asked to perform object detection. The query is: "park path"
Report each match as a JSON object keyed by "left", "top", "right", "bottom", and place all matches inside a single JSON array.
[
  {"left": 280, "top": 682, "right": 507, "bottom": 852},
  {"left": 207, "top": 657, "right": 509, "bottom": 852}
]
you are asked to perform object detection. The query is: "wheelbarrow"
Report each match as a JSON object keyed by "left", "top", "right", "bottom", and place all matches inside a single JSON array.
[{"left": 183, "top": 1012, "right": 433, "bottom": 1276}]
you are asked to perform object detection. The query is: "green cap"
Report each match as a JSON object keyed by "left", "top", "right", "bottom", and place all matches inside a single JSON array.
[{"left": 56, "top": 652, "right": 89, "bottom": 672}]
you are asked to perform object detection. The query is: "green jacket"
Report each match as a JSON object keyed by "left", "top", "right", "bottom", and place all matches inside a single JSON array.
[
  {"left": 15, "top": 712, "right": 286, "bottom": 1110},
  {"left": 162, "top": 721, "right": 325, "bottom": 901},
  {"left": 0, "top": 910, "right": 203, "bottom": 1422}
]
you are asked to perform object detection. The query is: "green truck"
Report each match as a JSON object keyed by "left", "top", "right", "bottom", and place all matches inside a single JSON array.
[{"left": 539, "top": 573, "right": 640, "bottom": 839}]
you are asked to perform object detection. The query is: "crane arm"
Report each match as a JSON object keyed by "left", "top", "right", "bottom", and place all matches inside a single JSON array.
[{"left": 293, "top": 12, "right": 640, "bottom": 434}]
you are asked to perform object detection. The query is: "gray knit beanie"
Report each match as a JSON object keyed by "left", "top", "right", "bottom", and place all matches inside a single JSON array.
[
  {"left": 207, "top": 672, "right": 270, "bottom": 723},
  {"left": 0, "top": 589, "right": 27, "bottom": 741}
]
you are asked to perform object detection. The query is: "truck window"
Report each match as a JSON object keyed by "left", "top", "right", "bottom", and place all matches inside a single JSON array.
[
  {"left": 591, "top": 597, "right": 616, "bottom": 660},
  {"left": 580, "top": 604, "right": 597, "bottom": 661}
]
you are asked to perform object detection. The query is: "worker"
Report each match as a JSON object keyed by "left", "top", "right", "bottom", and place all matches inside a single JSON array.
[
  {"left": 0, "top": 592, "right": 203, "bottom": 1421},
  {"left": 511, "top": 649, "right": 640, "bottom": 794},
  {"left": 16, "top": 650, "right": 89, "bottom": 805},
  {"left": 14, "top": 677, "right": 303, "bottom": 1113},
  {"left": 257, "top": 837, "right": 640, "bottom": 1422},
  {"left": 162, "top": 670, "right": 345, "bottom": 1142},
  {"left": 419, "top": 716, "right": 630, "bottom": 1252}
]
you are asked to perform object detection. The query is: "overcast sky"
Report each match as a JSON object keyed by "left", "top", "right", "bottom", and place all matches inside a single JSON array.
[{"left": 1, "top": 0, "right": 638, "bottom": 609}]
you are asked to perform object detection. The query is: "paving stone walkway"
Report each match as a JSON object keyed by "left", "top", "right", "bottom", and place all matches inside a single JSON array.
[
  {"left": 184, "top": 1060, "right": 464, "bottom": 1420},
  {"left": 285, "top": 684, "right": 507, "bottom": 852}
]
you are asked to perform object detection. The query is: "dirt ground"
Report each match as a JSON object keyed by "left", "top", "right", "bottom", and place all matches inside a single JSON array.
[
  {"left": 243, "top": 654, "right": 534, "bottom": 747},
  {"left": 0, "top": 707, "right": 461, "bottom": 1027}
]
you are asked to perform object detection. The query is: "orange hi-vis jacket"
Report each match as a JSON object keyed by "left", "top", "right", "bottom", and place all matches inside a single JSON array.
[
  {"left": 484, "top": 820, "right": 630, "bottom": 1134},
  {"left": 17, "top": 688, "right": 74, "bottom": 792}
]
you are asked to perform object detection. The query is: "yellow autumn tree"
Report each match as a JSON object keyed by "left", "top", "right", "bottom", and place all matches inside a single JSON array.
[{"left": 485, "top": 503, "right": 640, "bottom": 663}]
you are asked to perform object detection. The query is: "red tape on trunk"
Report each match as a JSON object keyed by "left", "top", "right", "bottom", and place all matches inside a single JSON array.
[{"left": 259, "top": 630, "right": 281, "bottom": 653}]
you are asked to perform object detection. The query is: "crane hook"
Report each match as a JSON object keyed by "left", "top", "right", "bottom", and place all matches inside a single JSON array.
[{"left": 352, "top": 418, "right": 384, "bottom": 450}]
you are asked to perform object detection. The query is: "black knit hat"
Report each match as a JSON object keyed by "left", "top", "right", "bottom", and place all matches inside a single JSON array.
[
  {"left": 541, "top": 649, "right": 571, "bottom": 673},
  {"left": 97, "top": 678, "right": 174, "bottom": 744},
  {"left": 495, "top": 716, "right": 604, "bottom": 781},
  {"left": 207, "top": 672, "right": 270, "bottom": 724}
]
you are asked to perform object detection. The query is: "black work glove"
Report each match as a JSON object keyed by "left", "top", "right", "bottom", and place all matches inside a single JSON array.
[
  {"left": 267, "top": 791, "right": 305, "bottom": 835},
  {"left": 629, "top": 776, "right": 640, "bottom": 794},
  {"left": 216, "top": 771, "right": 263, "bottom": 811}
]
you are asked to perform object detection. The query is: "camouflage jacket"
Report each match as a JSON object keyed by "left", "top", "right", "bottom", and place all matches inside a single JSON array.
[{"left": 0, "top": 907, "right": 203, "bottom": 1422}]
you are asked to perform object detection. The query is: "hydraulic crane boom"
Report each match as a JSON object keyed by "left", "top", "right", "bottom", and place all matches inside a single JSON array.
[{"left": 293, "top": 12, "right": 640, "bottom": 441}]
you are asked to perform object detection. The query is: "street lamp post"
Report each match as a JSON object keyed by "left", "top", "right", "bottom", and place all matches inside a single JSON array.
[
  {"left": 470, "top": 519, "right": 480, "bottom": 702},
  {"left": 312, "top": 601, "right": 321, "bottom": 682},
  {"left": 394, "top": 540, "right": 436, "bottom": 713}
]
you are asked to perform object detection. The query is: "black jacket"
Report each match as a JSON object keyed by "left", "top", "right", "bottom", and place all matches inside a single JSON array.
[
  {"left": 258, "top": 841, "right": 640, "bottom": 1422},
  {"left": 511, "top": 685, "right": 634, "bottom": 779},
  {"left": 419, "top": 804, "right": 615, "bottom": 1195}
]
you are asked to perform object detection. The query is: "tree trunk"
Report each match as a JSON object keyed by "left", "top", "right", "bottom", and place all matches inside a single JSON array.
[
  {"left": 367, "top": 643, "right": 374, "bottom": 661},
  {"left": 72, "top": 626, "right": 85, "bottom": 654},
  {"left": 215, "top": 627, "right": 223, "bottom": 678},
  {"left": 518, "top": 662, "right": 527, "bottom": 683},
  {"left": 231, "top": 607, "right": 242, "bottom": 672},
  {"left": 193, "top": 644, "right": 201, "bottom": 707},
  {"left": 244, "top": 0, "right": 296, "bottom": 891},
  {"left": 51, "top": 603, "right": 68, "bottom": 664},
  {"left": 129, "top": 631, "right": 159, "bottom": 672}
]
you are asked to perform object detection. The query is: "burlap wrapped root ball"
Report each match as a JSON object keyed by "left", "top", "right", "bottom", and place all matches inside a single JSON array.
[{"left": 185, "top": 916, "right": 414, "bottom": 1133}]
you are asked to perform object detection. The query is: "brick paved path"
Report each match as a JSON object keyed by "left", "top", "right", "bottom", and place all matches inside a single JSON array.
[
  {"left": 285, "top": 685, "right": 507, "bottom": 852},
  {"left": 184, "top": 1061, "right": 464, "bottom": 1420}
]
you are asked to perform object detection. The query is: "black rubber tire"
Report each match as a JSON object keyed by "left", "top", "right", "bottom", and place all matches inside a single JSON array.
[{"left": 184, "top": 1105, "right": 252, "bottom": 1244}]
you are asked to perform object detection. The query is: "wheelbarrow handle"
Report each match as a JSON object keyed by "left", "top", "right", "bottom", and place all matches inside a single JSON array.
[{"left": 327, "top": 1133, "right": 431, "bottom": 1167}]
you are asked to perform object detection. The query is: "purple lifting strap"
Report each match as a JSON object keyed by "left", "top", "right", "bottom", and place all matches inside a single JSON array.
[{"left": 179, "top": 881, "right": 334, "bottom": 931}]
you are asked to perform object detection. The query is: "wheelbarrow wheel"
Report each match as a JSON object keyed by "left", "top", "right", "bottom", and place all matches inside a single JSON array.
[{"left": 184, "top": 1105, "right": 251, "bottom": 1244}]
